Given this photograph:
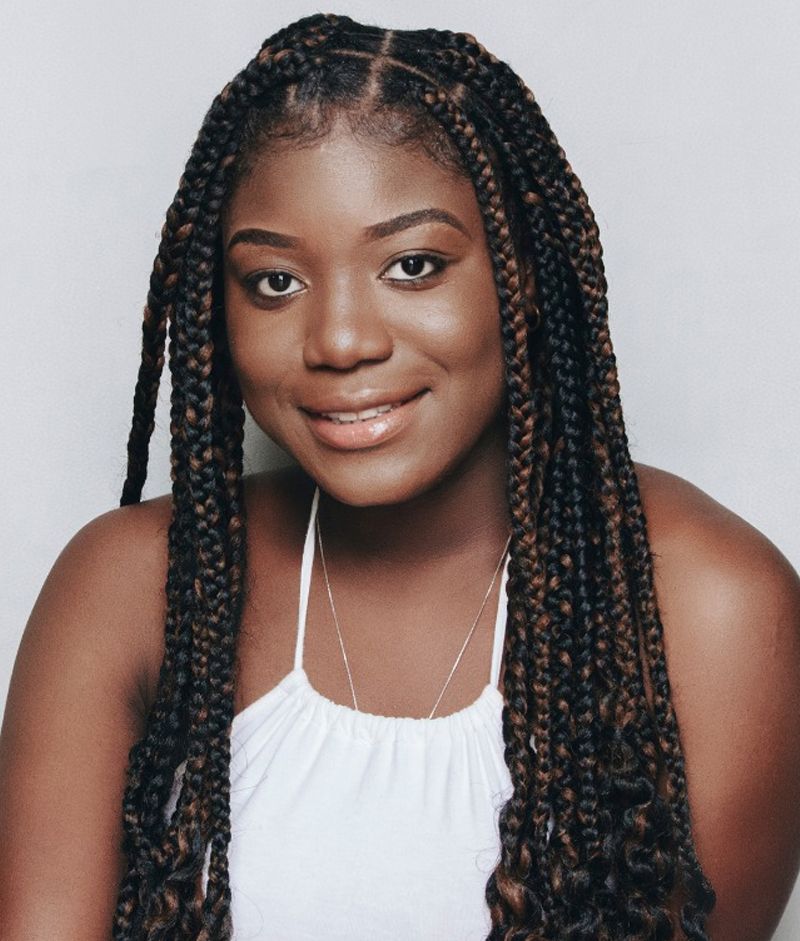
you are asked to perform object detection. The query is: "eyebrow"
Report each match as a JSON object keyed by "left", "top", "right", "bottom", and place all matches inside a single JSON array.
[
  {"left": 364, "top": 208, "right": 471, "bottom": 241},
  {"left": 226, "top": 207, "right": 471, "bottom": 252}
]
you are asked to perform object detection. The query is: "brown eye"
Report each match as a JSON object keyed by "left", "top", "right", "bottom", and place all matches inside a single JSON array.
[
  {"left": 248, "top": 270, "right": 304, "bottom": 299},
  {"left": 383, "top": 253, "right": 448, "bottom": 283}
]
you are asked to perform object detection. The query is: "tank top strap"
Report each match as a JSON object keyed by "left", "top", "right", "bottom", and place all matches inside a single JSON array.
[
  {"left": 489, "top": 552, "right": 511, "bottom": 689},
  {"left": 293, "top": 485, "right": 320, "bottom": 670},
  {"left": 294, "top": 483, "right": 511, "bottom": 686}
]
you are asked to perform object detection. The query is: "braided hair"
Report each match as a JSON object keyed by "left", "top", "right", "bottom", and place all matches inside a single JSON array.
[{"left": 115, "top": 14, "right": 716, "bottom": 940}]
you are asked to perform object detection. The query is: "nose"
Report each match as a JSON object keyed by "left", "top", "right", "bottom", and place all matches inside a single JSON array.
[{"left": 302, "top": 275, "right": 393, "bottom": 370}]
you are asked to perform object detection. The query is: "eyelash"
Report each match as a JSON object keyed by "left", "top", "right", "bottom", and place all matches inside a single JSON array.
[
  {"left": 383, "top": 253, "right": 449, "bottom": 285},
  {"left": 244, "top": 252, "right": 449, "bottom": 302}
]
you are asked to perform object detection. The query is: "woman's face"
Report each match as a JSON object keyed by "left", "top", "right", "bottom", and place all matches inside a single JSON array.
[{"left": 222, "top": 116, "right": 506, "bottom": 506}]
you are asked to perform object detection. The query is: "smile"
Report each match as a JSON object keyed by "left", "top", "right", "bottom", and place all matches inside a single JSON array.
[
  {"left": 302, "top": 390, "right": 428, "bottom": 450},
  {"left": 317, "top": 402, "right": 401, "bottom": 424}
]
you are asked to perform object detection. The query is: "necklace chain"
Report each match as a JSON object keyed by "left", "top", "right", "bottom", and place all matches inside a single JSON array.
[{"left": 315, "top": 513, "right": 511, "bottom": 719}]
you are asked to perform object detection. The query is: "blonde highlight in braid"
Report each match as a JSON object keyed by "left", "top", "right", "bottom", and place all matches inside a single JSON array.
[{"left": 116, "top": 14, "right": 714, "bottom": 939}]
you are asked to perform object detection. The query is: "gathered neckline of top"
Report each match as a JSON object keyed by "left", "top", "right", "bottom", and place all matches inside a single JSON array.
[{"left": 232, "top": 666, "right": 505, "bottom": 743}]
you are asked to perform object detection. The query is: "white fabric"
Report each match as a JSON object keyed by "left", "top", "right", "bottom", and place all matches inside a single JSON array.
[{"left": 168, "top": 486, "right": 523, "bottom": 940}]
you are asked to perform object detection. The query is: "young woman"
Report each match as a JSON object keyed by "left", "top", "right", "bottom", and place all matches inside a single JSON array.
[{"left": 1, "top": 12, "right": 799, "bottom": 941}]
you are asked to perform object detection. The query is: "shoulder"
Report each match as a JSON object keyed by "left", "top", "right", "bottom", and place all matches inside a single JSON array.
[
  {"left": 634, "top": 461, "right": 800, "bottom": 658},
  {"left": 634, "top": 462, "right": 800, "bottom": 939},
  {"left": 0, "top": 493, "right": 172, "bottom": 936},
  {"left": 3, "top": 466, "right": 311, "bottom": 784},
  {"left": 10, "top": 490, "right": 173, "bottom": 726},
  {"left": 14, "top": 465, "right": 309, "bottom": 724},
  {"left": 0, "top": 470, "right": 303, "bottom": 937}
]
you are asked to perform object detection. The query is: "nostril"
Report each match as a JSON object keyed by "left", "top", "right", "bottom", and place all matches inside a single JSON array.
[{"left": 302, "top": 320, "right": 394, "bottom": 371}]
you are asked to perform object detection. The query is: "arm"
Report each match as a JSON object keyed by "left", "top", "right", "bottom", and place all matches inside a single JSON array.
[
  {"left": 0, "top": 497, "right": 170, "bottom": 941},
  {"left": 639, "top": 465, "right": 800, "bottom": 940}
]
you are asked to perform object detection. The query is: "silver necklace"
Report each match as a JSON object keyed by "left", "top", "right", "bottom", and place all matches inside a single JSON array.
[{"left": 315, "top": 514, "right": 512, "bottom": 719}]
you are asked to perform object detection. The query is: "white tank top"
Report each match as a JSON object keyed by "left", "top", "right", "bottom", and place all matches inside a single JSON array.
[{"left": 167, "top": 486, "right": 521, "bottom": 940}]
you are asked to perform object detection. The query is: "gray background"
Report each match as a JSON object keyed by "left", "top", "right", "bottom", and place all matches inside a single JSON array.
[{"left": 2, "top": 1, "right": 798, "bottom": 934}]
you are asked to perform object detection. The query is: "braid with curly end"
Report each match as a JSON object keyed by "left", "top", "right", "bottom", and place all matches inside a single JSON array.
[
  {"left": 455, "top": 115, "right": 677, "bottom": 939},
  {"left": 417, "top": 83, "right": 551, "bottom": 934},
  {"left": 419, "top": 86, "right": 616, "bottom": 937},
  {"left": 115, "top": 14, "right": 714, "bottom": 939},
  {"left": 114, "top": 15, "right": 344, "bottom": 939},
  {"left": 416, "top": 32, "right": 715, "bottom": 934},
  {"left": 405, "top": 32, "right": 712, "bottom": 937}
]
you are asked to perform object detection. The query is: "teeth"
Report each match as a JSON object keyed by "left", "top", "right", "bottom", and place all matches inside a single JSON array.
[{"left": 321, "top": 403, "right": 397, "bottom": 423}]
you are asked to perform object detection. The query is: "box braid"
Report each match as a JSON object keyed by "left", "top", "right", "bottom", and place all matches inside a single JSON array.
[
  {"left": 404, "top": 59, "right": 667, "bottom": 936},
  {"left": 114, "top": 16, "right": 344, "bottom": 939},
  {"left": 408, "top": 30, "right": 716, "bottom": 939},
  {"left": 114, "top": 13, "right": 714, "bottom": 940},
  {"left": 413, "top": 82, "right": 617, "bottom": 936}
]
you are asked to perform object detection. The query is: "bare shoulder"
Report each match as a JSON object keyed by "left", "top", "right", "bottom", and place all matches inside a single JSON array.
[
  {"left": 2, "top": 464, "right": 309, "bottom": 759},
  {"left": 634, "top": 461, "right": 800, "bottom": 672},
  {"left": 0, "top": 466, "right": 309, "bottom": 938},
  {"left": 634, "top": 462, "right": 800, "bottom": 940},
  {"left": 31, "top": 463, "right": 311, "bottom": 717},
  {"left": 8, "top": 489, "right": 175, "bottom": 727},
  {"left": 0, "top": 492, "right": 174, "bottom": 938},
  {"left": 635, "top": 461, "right": 794, "bottom": 569}
]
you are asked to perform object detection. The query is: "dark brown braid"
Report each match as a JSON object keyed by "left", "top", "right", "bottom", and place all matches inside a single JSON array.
[
  {"left": 413, "top": 32, "right": 715, "bottom": 937},
  {"left": 115, "top": 14, "right": 715, "bottom": 939},
  {"left": 399, "top": 32, "right": 713, "bottom": 936}
]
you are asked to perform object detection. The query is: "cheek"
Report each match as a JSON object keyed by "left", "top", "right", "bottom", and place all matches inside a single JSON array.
[
  {"left": 228, "top": 330, "right": 276, "bottom": 393},
  {"left": 452, "top": 280, "right": 505, "bottom": 426},
  {"left": 416, "top": 277, "right": 504, "bottom": 395},
  {"left": 224, "top": 304, "right": 297, "bottom": 423}
]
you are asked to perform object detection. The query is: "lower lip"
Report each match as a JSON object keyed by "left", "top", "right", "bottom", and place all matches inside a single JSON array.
[{"left": 302, "top": 392, "right": 428, "bottom": 451}]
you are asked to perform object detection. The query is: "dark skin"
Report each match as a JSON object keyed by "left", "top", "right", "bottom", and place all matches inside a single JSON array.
[
  {"left": 1, "top": 119, "right": 799, "bottom": 941},
  {"left": 222, "top": 118, "right": 513, "bottom": 718}
]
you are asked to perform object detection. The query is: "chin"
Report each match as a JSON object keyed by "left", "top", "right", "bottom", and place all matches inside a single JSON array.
[{"left": 305, "top": 459, "right": 439, "bottom": 508}]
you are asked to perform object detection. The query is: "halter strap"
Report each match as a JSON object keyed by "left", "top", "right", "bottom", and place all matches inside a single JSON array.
[
  {"left": 293, "top": 485, "right": 320, "bottom": 670},
  {"left": 489, "top": 556, "right": 510, "bottom": 688},
  {"left": 294, "top": 486, "right": 510, "bottom": 688}
]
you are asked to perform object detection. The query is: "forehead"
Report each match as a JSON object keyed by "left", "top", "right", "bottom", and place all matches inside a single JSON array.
[{"left": 222, "top": 118, "right": 484, "bottom": 239}]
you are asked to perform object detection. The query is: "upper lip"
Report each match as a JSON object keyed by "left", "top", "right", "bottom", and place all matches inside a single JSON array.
[{"left": 300, "top": 388, "right": 427, "bottom": 415}]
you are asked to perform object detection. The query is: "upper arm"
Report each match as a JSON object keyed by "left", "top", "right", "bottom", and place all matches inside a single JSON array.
[
  {"left": 639, "top": 465, "right": 800, "bottom": 940},
  {"left": 0, "top": 498, "right": 170, "bottom": 941}
]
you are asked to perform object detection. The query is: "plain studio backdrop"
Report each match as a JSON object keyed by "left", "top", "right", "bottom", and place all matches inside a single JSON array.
[{"left": 2, "top": 0, "right": 798, "bottom": 935}]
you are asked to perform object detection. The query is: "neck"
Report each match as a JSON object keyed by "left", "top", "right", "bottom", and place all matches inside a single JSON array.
[{"left": 314, "top": 420, "right": 511, "bottom": 567}]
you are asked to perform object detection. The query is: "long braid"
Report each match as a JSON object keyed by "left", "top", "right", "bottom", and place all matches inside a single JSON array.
[
  {"left": 116, "top": 24, "right": 332, "bottom": 908},
  {"left": 417, "top": 81, "right": 554, "bottom": 937},
  {"left": 409, "top": 33, "right": 711, "bottom": 936},
  {"left": 510, "top": 163, "right": 613, "bottom": 938},
  {"left": 494, "top": 62, "right": 715, "bottom": 941},
  {"left": 114, "top": 15, "right": 344, "bottom": 939},
  {"left": 475, "top": 124, "right": 677, "bottom": 937},
  {"left": 113, "top": 305, "right": 198, "bottom": 937},
  {"left": 115, "top": 16, "right": 713, "bottom": 939}
]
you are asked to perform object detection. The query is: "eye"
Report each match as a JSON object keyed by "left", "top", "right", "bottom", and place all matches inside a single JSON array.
[
  {"left": 382, "top": 253, "right": 448, "bottom": 284},
  {"left": 246, "top": 270, "right": 305, "bottom": 300}
]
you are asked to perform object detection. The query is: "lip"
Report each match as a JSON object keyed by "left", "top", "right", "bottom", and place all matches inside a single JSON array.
[
  {"left": 301, "top": 388, "right": 426, "bottom": 416},
  {"left": 301, "top": 389, "right": 428, "bottom": 451}
]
